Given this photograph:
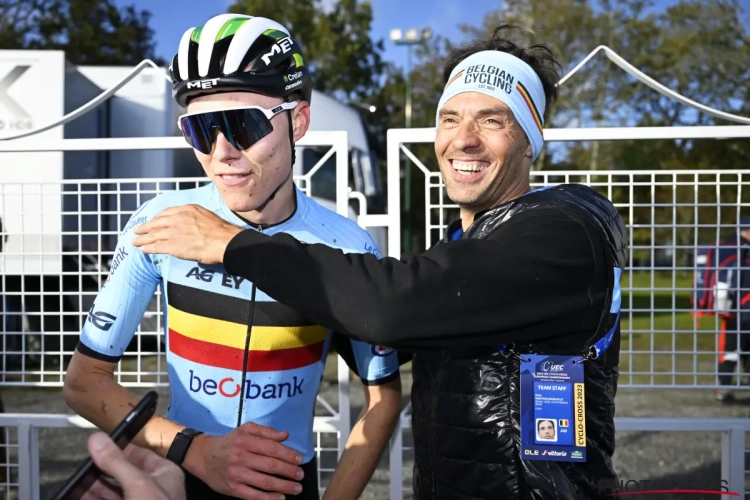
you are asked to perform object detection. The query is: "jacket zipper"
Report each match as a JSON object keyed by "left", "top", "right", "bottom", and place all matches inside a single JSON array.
[{"left": 236, "top": 225, "right": 263, "bottom": 427}]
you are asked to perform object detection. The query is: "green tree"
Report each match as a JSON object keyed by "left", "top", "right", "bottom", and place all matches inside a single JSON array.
[
  {"left": 0, "top": 0, "right": 163, "bottom": 65},
  {"left": 0, "top": 0, "right": 50, "bottom": 49},
  {"left": 603, "top": 0, "right": 750, "bottom": 261},
  {"left": 228, "top": 0, "right": 384, "bottom": 103},
  {"left": 461, "top": 0, "right": 646, "bottom": 171},
  {"left": 617, "top": 0, "right": 749, "bottom": 127}
]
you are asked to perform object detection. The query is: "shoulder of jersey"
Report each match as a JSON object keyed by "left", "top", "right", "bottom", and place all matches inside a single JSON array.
[
  {"left": 122, "top": 185, "right": 218, "bottom": 237},
  {"left": 302, "top": 195, "right": 381, "bottom": 258}
]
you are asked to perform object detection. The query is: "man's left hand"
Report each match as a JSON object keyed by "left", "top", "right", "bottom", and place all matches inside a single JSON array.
[{"left": 132, "top": 205, "right": 243, "bottom": 265}]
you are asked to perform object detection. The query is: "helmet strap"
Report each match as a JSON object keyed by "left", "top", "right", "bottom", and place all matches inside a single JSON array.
[{"left": 287, "top": 109, "right": 296, "bottom": 167}]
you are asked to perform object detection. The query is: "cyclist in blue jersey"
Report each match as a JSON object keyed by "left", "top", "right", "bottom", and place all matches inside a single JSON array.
[{"left": 63, "top": 13, "right": 402, "bottom": 500}]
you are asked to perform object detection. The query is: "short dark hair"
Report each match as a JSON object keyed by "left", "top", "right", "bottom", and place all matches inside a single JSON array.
[{"left": 443, "top": 23, "right": 563, "bottom": 111}]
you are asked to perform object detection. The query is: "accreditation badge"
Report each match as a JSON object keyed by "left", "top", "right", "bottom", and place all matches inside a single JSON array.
[{"left": 520, "top": 354, "right": 586, "bottom": 462}]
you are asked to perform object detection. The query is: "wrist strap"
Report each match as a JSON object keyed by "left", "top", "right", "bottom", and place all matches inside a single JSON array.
[{"left": 167, "top": 428, "right": 203, "bottom": 466}]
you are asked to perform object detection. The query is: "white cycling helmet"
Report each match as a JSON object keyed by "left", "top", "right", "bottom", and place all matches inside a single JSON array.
[{"left": 169, "top": 14, "right": 313, "bottom": 108}]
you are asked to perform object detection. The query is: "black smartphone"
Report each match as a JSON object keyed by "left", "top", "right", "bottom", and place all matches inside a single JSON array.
[{"left": 49, "top": 390, "right": 159, "bottom": 500}]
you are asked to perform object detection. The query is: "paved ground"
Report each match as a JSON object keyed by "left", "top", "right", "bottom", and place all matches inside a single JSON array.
[{"left": 1, "top": 356, "right": 749, "bottom": 500}]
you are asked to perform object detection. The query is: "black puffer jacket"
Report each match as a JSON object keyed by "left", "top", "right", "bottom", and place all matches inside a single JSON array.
[{"left": 410, "top": 184, "right": 627, "bottom": 499}]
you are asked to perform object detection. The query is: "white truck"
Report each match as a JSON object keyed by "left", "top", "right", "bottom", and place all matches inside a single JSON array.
[{"left": 0, "top": 49, "right": 387, "bottom": 369}]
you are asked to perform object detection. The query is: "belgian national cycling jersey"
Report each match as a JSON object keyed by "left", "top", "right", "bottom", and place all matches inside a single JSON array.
[{"left": 78, "top": 184, "right": 400, "bottom": 466}]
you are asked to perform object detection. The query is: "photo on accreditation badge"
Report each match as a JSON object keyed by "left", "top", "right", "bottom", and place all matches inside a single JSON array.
[{"left": 535, "top": 418, "right": 558, "bottom": 443}]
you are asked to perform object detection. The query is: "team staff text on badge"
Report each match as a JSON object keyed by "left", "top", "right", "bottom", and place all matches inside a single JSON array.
[{"left": 520, "top": 354, "right": 586, "bottom": 462}]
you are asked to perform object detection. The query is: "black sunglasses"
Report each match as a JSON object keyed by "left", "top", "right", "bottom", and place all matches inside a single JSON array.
[{"left": 177, "top": 102, "right": 298, "bottom": 154}]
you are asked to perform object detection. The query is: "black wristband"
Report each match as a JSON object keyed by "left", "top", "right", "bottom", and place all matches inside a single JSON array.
[{"left": 167, "top": 428, "right": 203, "bottom": 466}]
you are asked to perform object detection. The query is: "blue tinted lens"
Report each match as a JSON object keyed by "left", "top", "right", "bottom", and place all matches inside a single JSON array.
[{"left": 179, "top": 108, "right": 274, "bottom": 154}]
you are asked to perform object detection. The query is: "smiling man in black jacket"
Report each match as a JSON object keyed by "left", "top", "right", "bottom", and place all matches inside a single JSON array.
[{"left": 134, "top": 24, "right": 628, "bottom": 500}]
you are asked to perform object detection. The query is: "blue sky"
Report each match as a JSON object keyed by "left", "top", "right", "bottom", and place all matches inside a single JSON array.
[
  {"left": 114, "top": 0, "right": 496, "bottom": 70},
  {"left": 115, "top": 0, "right": 685, "bottom": 72}
]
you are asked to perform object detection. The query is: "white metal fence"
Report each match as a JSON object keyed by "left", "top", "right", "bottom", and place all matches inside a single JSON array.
[
  {"left": 0, "top": 176, "right": 360, "bottom": 388},
  {"left": 0, "top": 414, "right": 746, "bottom": 500},
  {"left": 2, "top": 127, "right": 750, "bottom": 497},
  {"left": 8, "top": 167, "right": 747, "bottom": 389},
  {"left": 387, "top": 416, "right": 750, "bottom": 500},
  {"left": 389, "top": 125, "right": 750, "bottom": 391}
]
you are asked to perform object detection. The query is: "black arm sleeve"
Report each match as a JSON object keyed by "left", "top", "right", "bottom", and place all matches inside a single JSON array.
[{"left": 224, "top": 207, "right": 610, "bottom": 350}]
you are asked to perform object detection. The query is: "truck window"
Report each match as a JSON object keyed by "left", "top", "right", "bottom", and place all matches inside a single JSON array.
[
  {"left": 300, "top": 146, "right": 360, "bottom": 204},
  {"left": 301, "top": 147, "right": 336, "bottom": 202}
]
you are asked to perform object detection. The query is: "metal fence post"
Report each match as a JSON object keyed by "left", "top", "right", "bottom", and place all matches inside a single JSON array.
[
  {"left": 389, "top": 418, "right": 404, "bottom": 500},
  {"left": 720, "top": 426, "right": 745, "bottom": 500},
  {"left": 30, "top": 426, "right": 40, "bottom": 500},
  {"left": 17, "top": 422, "right": 35, "bottom": 500},
  {"left": 333, "top": 130, "right": 351, "bottom": 461}
]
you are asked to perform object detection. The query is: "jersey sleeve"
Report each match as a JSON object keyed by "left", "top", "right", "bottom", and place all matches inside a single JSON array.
[
  {"left": 331, "top": 229, "right": 399, "bottom": 385},
  {"left": 332, "top": 333, "right": 400, "bottom": 385},
  {"left": 77, "top": 201, "right": 161, "bottom": 362}
]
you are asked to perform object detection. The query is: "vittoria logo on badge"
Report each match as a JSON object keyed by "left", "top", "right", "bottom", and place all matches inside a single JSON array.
[{"left": 371, "top": 345, "right": 393, "bottom": 357}]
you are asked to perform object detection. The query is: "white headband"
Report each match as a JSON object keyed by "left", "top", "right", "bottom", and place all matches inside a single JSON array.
[{"left": 436, "top": 50, "right": 547, "bottom": 161}]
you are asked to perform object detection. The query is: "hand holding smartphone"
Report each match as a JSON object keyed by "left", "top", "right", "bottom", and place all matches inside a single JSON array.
[{"left": 49, "top": 391, "right": 159, "bottom": 500}]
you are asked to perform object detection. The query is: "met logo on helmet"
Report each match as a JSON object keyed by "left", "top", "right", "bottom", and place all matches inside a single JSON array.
[
  {"left": 187, "top": 78, "right": 219, "bottom": 90},
  {"left": 261, "top": 37, "right": 294, "bottom": 66}
]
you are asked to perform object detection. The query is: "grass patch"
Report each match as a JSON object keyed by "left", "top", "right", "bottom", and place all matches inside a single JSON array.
[{"left": 619, "top": 271, "right": 724, "bottom": 387}]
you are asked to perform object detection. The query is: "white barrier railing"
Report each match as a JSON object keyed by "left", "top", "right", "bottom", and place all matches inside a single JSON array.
[
  {"left": 0, "top": 413, "right": 342, "bottom": 500},
  {"left": 386, "top": 416, "right": 748, "bottom": 500},
  {"left": 0, "top": 414, "right": 746, "bottom": 500}
]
